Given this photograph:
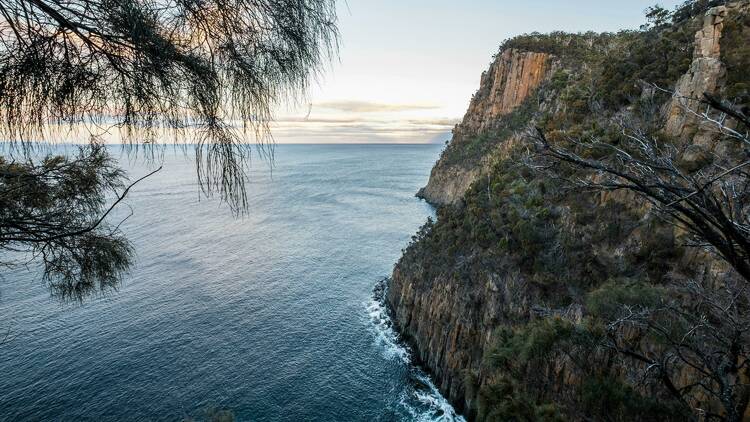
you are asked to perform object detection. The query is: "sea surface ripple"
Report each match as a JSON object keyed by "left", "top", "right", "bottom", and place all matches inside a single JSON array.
[{"left": 0, "top": 144, "right": 463, "bottom": 421}]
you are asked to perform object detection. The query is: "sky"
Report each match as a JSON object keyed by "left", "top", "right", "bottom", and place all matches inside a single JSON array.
[{"left": 271, "top": 0, "right": 684, "bottom": 144}]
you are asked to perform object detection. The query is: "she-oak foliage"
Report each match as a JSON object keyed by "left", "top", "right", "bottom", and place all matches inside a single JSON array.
[{"left": 0, "top": 0, "right": 338, "bottom": 298}]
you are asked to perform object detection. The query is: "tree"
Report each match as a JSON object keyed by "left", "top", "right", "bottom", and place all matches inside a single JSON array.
[
  {"left": 533, "top": 95, "right": 750, "bottom": 283},
  {"left": 530, "top": 95, "right": 750, "bottom": 420},
  {"left": 603, "top": 276, "right": 750, "bottom": 422},
  {"left": 643, "top": 5, "right": 671, "bottom": 29},
  {"left": 0, "top": 143, "right": 161, "bottom": 299},
  {"left": 0, "top": 0, "right": 338, "bottom": 298}
]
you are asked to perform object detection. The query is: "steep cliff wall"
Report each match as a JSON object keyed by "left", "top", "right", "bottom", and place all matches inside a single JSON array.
[
  {"left": 389, "top": 3, "right": 749, "bottom": 420},
  {"left": 665, "top": 4, "right": 729, "bottom": 145},
  {"left": 460, "top": 50, "right": 552, "bottom": 135},
  {"left": 417, "top": 50, "right": 553, "bottom": 206},
  {"left": 388, "top": 260, "right": 537, "bottom": 415}
]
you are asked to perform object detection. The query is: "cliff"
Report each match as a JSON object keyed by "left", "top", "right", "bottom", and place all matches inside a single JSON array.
[
  {"left": 417, "top": 49, "right": 554, "bottom": 206},
  {"left": 460, "top": 50, "right": 552, "bottom": 135},
  {"left": 665, "top": 4, "right": 730, "bottom": 145},
  {"left": 389, "top": 2, "right": 750, "bottom": 420}
]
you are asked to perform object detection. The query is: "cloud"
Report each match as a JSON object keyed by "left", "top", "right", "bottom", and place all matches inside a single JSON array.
[
  {"left": 313, "top": 100, "right": 441, "bottom": 113},
  {"left": 408, "top": 118, "right": 462, "bottom": 126},
  {"left": 269, "top": 104, "right": 459, "bottom": 143},
  {"left": 275, "top": 116, "right": 460, "bottom": 128},
  {"left": 275, "top": 116, "right": 361, "bottom": 124},
  {"left": 270, "top": 118, "right": 454, "bottom": 144}
]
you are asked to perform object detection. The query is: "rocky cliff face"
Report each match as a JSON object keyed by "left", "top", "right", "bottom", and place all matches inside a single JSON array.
[
  {"left": 416, "top": 50, "right": 553, "bottom": 206},
  {"left": 460, "top": 50, "right": 552, "bottom": 135},
  {"left": 388, "top": 262, "right": 537, "bottom": 415},
  {"left": 389, "top": 3, "right": 749, "bottom": 420},
  {"left": 416, "top": 164, "right": 481, "bottom": 207},
  {"left": 665, "top": 4, "right": 731, "bottom": 146}
]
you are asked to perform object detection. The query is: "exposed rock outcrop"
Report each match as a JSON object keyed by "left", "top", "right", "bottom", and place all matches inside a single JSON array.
[
  {"left": 417, "top": 50, "right": 553, "bottom": 206},
  {"left": 416, "top": 165, "right": 480, "bottom": 207},
  {"left": 460, "top": 50, "right": 551, "bottom": 136},
  {"left": 665, "top": 5, "right": 731, "bottom": 146},
  {"left": 388, "top": 266, "right": 535, "bottom": 416}
]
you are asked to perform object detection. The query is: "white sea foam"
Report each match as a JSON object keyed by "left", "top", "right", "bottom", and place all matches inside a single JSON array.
[
  {"left": 366, "top": 281, "right": 411, "bottom": 364},
  {"left": 367, "top": 279, "right": 467, "bottom": 422},
  {"left": 411, "top": 372, "right": 466, "bottom": 422}
]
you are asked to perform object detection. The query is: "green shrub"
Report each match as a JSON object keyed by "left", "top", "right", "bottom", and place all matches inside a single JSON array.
[
  {"left": 722, "top": 9, "right": 750, "bottom": 110},
  {"left": 585, "top": 280, "right": 665, "bottom": 319},
  {"left": 478, "top": 375, "right": 566, "bottom": 422},
  {"left": 490, "top": 318, "right": 578, "bottom": 368},
  {"left": 580, "top": 376, "right": 689, "bottom": 421}
]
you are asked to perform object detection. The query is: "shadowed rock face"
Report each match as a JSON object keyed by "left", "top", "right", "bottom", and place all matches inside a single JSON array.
[
  {"left": 387, "top": 265, "right": 534, "bottom": 417},
  {"left": 397, "top": 49, "right": 564, "bottom": 416},
  {"left": 417, "top": 50, "right": 552, "bottom": 206}
]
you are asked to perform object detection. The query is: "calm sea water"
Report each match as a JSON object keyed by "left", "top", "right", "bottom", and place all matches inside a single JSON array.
[{"left": 0, "top": 144, "right": 465, "bottom": 422}]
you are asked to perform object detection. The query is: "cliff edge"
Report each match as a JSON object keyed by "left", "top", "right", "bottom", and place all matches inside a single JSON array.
[{"left": 417, "top": 49, "right": 554, "bottom": 206}]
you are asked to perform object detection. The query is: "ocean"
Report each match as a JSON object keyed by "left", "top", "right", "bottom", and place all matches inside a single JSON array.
[{"left": 0, "top": 144, "right": 465, "bottom": 421}]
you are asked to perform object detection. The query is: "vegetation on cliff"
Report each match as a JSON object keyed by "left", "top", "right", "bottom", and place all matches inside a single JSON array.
[{"left": 392, "top": 1, "right": 750, "bottom": 420}]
